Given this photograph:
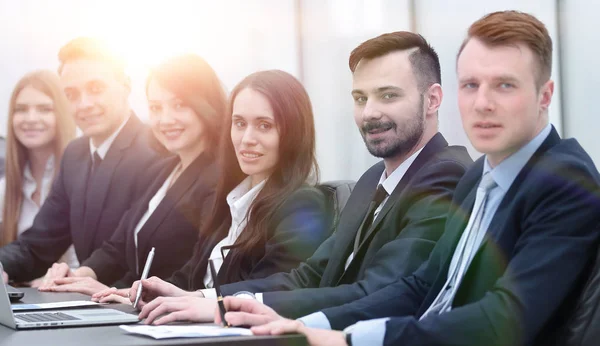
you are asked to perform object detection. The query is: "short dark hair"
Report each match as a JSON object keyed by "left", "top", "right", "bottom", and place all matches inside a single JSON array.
[
  {"left": 349, "top": 31, "right": 441, "bottom": 92},
  {"left": 57, "top": 37, "right": 126, "bottom": 80},
  {"left": 457, "top": 11, "right": 552, "bottom": 88}
]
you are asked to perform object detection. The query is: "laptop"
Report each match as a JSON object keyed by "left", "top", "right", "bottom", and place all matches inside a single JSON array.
[
  {"left": 0, "top": 282, "right": 139, "bottom": 329},
  {"left": 6, "top": 285, "right": 24, "bottom": 302}
]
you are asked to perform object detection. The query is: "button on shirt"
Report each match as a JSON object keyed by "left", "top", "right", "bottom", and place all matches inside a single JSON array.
[
  {"left": 201, "top": 177, "right": 267, "bottom": 298},
  {"left": 0, "top": 157, "right": 79, "bottom": 268},
  {"left": 300, "top": 124, "right": 553, "bottom": 346}
]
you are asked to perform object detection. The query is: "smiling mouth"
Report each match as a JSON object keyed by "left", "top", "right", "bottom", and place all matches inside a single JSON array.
[
  {"left": 241, "top": 152, "right": 262, "bottom": 158},
  {"left": 162, "top": 129, "right": 184, "bottom": 138}
]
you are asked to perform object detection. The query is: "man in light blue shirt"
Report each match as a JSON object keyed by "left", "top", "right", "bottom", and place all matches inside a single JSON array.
[{"left": 217, "top": 10, "right": 600, "bottom": 346}]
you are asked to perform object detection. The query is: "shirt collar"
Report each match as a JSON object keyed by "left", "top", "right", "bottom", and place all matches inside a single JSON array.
[
  {"left": 227, "top": 176, "right": 268, "bottom": 224},
  {"left": 23, "top": 156, "right": 55, "bottom": 183},
  {"left": 377, "top": 147, "right": 424, "bottom": 196},
  {"left": 89, "top": 114, "right": 130, "bottom": 159},
  {"left": 483, "top": 123, "right": 552, "bottom": 191},
  {"left": 22, "top": 156, "right": 55, "bottom": 197}
]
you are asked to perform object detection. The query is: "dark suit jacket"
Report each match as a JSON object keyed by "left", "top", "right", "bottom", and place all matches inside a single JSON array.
[
  {"left": 220, "top": 133, "right": 473, "bottom": 318},
  {"left": 322, "top": 127, "right": 600, "bottom": 346},
  {"left": 0, "top": 115, "right": 162, "bottom": 282},
  {"left": 168, "top": 185, "right": 333, "bottom": 290},
  {"left": 82, "top": 153, "right": 218, "bottom": 286}
]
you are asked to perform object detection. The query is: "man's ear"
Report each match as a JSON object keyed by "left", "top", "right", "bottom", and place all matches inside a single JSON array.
[{"left": 425, "top": 83, "right": 443, "bottom": 116}]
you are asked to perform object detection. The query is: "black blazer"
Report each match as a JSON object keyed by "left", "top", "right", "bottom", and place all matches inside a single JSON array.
[
  {"left": 82, "top": 153, "right": 218, "bottom": 286},
  {"left": 220, "top": 133, "right": 473, "bottom": 318},
  {"left": 168, "top": 185, "right": 333, "bottom": 291},
  {"left": 322, "top": 127, "right": 600, "bottom": 346},
  {"left": 0, "top": 115, "right": 162, "bottom": 282}
]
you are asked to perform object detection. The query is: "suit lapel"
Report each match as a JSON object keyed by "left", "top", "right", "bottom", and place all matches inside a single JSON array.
[
  {"left": 82, "top": 115, "right": 143, "bottom": 255},
  {"left": 136, "top": 154, "right": 213, "bottom": 261},
  {"left": 322, "top": 163, "right": 384, "bottom": 285},
  {"left": 459, "top": 127, "right": 562, "bottom": 281},
  {"left": 342, "top": 134, "right": 450, "bottom": 277}
]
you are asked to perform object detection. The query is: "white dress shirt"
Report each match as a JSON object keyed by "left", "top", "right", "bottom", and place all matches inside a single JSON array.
[
  {"left": 131, "top": 164, "right": 180, "bottom": 274},
  {"left": 201, "top": 176, "right": 267, "bottom": 298},
  {"left": 88, "top": 115, "right": 130, "bottom": 159},
  {"left": 0, "top": 157, "right": 79, "bottom": 268}
]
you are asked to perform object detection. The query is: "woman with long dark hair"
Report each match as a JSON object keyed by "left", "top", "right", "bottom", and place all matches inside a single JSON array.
[
  {"left": 39, "top": 54, "right": 225, "bottom": 295},
  {"left": 94, "top": 70, "right": 333, "bottom": 324}
]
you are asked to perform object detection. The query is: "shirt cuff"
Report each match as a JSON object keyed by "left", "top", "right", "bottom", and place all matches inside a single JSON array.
[
  {"left": 343, "top": 318, "right": 389, "bottom": 346},
  {"left": 200, "top": 288, "right": 217, "bottom": 299},
  {"left": 298, "top": 312, "right": 332, "bottom": 330},
  {"left": 256, "top": 292, "right": 264, "bottom": 304}
]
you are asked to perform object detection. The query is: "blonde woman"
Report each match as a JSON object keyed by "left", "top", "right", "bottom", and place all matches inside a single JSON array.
[{"left": 0, "top": 70, "right": 78, "bottom": 279}]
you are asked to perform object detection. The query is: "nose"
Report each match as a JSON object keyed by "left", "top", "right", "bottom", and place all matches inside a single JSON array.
[
  {"left": 241, "top": 127, "right": 258, "bottom": 146},
  {"left": 76, "top": 92, "right": 94, "bottom": 111},
  {"left": 23, "top": 109, "right": 40, "bottom": 122},
  {"left": 158, "top": 108, "right": 177, "bottom": 126},
  {"left": 361, "top": 100, "right": 383, "bottom": 121},
  {"left": 473, "top": 86, "right": 495, "bottom": 113}
]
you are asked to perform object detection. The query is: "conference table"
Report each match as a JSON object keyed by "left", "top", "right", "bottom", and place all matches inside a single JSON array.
[{"left": 0, "top": 288, "right": 307, "bottom": 346}]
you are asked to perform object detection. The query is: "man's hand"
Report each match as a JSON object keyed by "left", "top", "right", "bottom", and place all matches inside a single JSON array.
[
  {"left": 252, "top": 319, "right": 347, "bottom": 346},
  {"left": 128, "top": 276, "right": 189, "bottom": 310},
  {"left": 38, "top": 277, "right": 109, "bottom": 296},
  {"left": 216, "top": 296, "right": 284, "bottom": 327},
  {"left": 2, "top": 271, "right": 8, "bottom": 284},
  {"left": 35, "top": 263, "right": 73, "bottom": 289},
  {"left": 138, "top": 296, "right": 217, "bottom": 325}
]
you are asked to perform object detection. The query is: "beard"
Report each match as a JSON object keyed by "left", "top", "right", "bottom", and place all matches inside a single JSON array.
[{"left": 360, "top": 96, "right": 425, "bottom": 158}]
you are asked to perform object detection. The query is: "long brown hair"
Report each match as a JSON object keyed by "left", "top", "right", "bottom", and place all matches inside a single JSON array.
[
  {"left": 145, "top": 54, "right": 227, "bottom": 155},
  {"left": 201, "top": 70, "right": 319, "bottom": 283},
  {"left": 2, "top": 70, "right": 76, "bottom": 246}
]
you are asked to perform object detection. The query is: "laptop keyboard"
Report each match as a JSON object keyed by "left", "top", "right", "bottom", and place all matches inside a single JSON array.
[{"left": 15, "top": 312, "right": 81, "bottom": 323}]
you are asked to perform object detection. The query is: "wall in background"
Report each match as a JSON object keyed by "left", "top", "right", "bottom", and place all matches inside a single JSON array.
[{"left": 0, "top": 0, "right": 596, "bottom": 181}]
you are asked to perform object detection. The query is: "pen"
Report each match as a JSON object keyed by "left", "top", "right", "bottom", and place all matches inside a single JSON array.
[
  {"left": 133, "top": 247, "right": 155, "bottom": 309},
  {"left": 209, "top": 259, "right": 230, "bottom": 327}
]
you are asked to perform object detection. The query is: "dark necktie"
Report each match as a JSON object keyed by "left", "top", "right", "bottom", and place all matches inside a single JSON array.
[
  {"left": 353, "top": 184, "right": 388, "bottom": 252},
  {"left": 91, "top": 151, "right": 102, "bottom": 174}
]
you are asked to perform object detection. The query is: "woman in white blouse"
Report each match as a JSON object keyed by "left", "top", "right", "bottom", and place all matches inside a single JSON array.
[
  {"left": 0, "top": 70, "right": 77, "bottom": 281},
  {"left": 93, "top": 70, "right": 333, "bottom": 323}
]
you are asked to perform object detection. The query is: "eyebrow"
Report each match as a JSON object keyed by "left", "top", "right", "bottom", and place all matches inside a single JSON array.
[
  {"left": 15, "top": 102, "right": 53, "bottom": 107},
  {"left": 351, "top": 86, "right": 404, "bottom": 95},
  {"left": 458, "top": 75, "right": 520, "bottom": 84},
  {"left": 232, "top": 114, "right": 275, "bottom": 121}
]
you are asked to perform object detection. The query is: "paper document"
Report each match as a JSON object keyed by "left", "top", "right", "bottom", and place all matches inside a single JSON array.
[
  {"left": 120, "top": 324, "right": 253, "bottom": 339},
  {"left": 12, "top": 300, "right": 100, "bottom": 311}
]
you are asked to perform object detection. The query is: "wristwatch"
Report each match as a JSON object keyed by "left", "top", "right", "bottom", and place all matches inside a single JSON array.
[
  {"left": 344, "top": 331, "right": 353, "bottom": 345},
  {"left": 233, "top": 291, "right": 257, "bottom": 300}
]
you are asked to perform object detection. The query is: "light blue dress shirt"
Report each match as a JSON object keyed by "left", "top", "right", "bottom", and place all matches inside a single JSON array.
[{"left": 299, "top": 124, "right": 552, "bottom": 346}]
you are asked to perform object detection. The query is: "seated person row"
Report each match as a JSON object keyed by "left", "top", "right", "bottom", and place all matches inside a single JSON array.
[
  {"left": 35, "top": 63, "right": 334, "bottom": 295},
  {"left": 96, "top": 31, "right": 474, "bottom": 324},
  {"left": 0, "top": 70, "right": 79, "bottom": 285},
  {"left": 0, "top": 37, "right": 162, "bottom": 283},
  {"left": 214, "top": 11, "right": 600, "bottom": 346}
]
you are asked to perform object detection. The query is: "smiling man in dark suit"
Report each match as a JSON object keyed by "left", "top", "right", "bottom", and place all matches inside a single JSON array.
[
  {"left": 234, "top": 11, "right": 600, "bottom": 346},
  {"left": 125, "top": 31, "right": 473, "bottom": 325},
  {"left": 0, "top": 37, "right": 161, "bottom": 284}
]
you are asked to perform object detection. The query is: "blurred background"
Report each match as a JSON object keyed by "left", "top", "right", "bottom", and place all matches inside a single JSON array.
[{"left": 0, "top": 0, "right": 596, "bottom": 181}]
